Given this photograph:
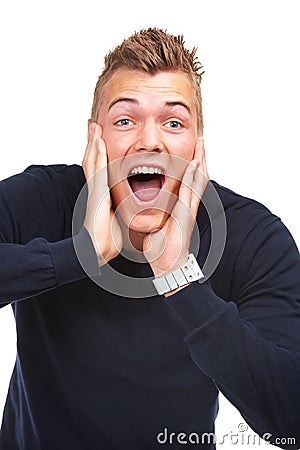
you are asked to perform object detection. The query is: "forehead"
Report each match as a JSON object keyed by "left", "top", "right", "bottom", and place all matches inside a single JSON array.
[{"left": 99, "top": 69, "right": 196, "bottom": 112}]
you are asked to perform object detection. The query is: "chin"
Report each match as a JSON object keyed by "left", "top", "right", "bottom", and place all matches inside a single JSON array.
[{"left": 128, "top": 210, "right": 168, "bottom": 234}]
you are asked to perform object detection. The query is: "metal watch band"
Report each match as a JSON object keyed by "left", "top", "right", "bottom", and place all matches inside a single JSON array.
[{"left": 152, "top": 254, "right": 204, "bottom": 295}]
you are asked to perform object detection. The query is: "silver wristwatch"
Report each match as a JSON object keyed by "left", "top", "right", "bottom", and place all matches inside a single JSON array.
[{"left": 152, "top": 254, "right": 204, "bottom": 295}]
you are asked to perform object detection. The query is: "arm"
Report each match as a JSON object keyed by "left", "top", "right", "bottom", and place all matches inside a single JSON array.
[
  {"left": 0, "top": 122, "right": 123, "bottom": 306},
  {"left": 141, "top": 135, "right": 299, "bottom": 446},
  {"left": 0, "top": 166, "right": 98, "bottom": 305},
  {"left": 164, "top": 218, "right": 300, "bottom": 448}
]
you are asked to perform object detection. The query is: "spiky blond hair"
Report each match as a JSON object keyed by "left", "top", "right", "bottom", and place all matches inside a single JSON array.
[{"left": 91, "top": 28, "right": 204, "bottom": 133}]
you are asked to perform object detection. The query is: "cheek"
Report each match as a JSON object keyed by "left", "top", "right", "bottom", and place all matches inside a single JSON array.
[
  {"left": 102, "top": 123, "right": 135, "bottom": 162},
  {"left": 102, "top": 137, "right": 118, "bottom": 163},
  {"left": 168, "top": 134, "right": 196, "bottom": 161},
  {"left": 110, "top": 183, "right": 124, "bottom": 210},
  {"left": 101, "top": 127, "right": 123, "bottom": 163},
  {"left": 168, "top": 178, "right": 181, "bottom": 199}
]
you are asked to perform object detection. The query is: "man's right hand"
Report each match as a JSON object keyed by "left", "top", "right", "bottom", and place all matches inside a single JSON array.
[{"left": 82, "top": 122, "right": 123, "bottom": 267}]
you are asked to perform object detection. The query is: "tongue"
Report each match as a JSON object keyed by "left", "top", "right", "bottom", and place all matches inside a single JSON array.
[{"left": 131, "top": 177, "right": 161, "bottom": 202}]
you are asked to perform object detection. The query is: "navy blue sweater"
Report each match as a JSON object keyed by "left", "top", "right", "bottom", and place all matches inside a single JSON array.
[{"left": 0, "top": 164, "right": 299, "bottom": 450}]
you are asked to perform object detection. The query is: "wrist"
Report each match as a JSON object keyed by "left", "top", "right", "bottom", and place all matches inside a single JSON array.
[
  {"left": 151, "top": 254, "right": 189, "bottom": 278},
  {"left": 82, "top": 226, "right": 109, "bottom": 267},
  {"left": 163, "top": 282, "right": 191, "bottom": 297}
]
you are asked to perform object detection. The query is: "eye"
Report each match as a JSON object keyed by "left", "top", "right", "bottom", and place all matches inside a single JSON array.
[
  {"left": 115, "top": 118, "right": 133, "bottom": 127},
  {"left": 164, "top": 120, "right": 182, "bottom": 129}
]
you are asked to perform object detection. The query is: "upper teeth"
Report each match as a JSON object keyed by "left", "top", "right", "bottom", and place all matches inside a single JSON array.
[{"left": 130, "top": 166, "right": 164, "bottom": 175}]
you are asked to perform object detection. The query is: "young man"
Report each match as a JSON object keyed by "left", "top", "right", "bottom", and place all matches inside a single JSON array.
[{"left": 0, "top": 28, "right": 299, "bottom": 449}]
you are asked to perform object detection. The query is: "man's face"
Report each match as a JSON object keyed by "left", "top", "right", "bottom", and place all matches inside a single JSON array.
[{"left": 96, "top": 68, "right": 199, "bottom": 234}]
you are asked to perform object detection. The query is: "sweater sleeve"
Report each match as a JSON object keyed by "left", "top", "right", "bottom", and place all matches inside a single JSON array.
[
  {"left": 165, "top": 218, "right": 300, "bottom": 449},
  {"left": 0, "top": 166, "right": 99, "bottom": 305}
]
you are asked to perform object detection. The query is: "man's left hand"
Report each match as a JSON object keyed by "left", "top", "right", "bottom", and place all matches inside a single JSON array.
[{"left": 143, "top": 137, "right": 208, "bottom": 280}]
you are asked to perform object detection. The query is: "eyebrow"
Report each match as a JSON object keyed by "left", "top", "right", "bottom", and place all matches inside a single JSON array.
[
  {"left": 108, "top": 97, "right": 191, "bottom": 115},
  {"left": 108, "top": 97, "right": 139, "bottom": 111},
  {"left": 164, "top": 101, "right": 191, "bottom": 115}
]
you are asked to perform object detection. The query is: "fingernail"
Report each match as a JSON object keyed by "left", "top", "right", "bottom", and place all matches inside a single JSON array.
[{"left": 90, "top": 123, "right": 95, "bottom": 134}]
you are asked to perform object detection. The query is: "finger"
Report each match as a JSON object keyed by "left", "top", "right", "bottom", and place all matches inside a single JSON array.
[
  {"left": 187, "top": 137, "right": 208, "bottom": 217},
  {"left": 193, "top": 136, "right": 209, "bottom": 180},
  {"left": 178, "top": 159, "right": 199, "bottom": 207},
  {"left": 171, "top": 160, "right": 199, "bottom": 234},
  {"left": 82, "top": 122, "right": 97, "bottom": 170},
  {"left": 94, "top": 136, "right": 110, "bottom": 197},
  {"left": 190, "top": 157, "right": 209, "bottom": 219},
  {"left": 83, "top": 122, "right": 102, "bottom": 160},
  {"left": 193, "top": 136, "right": 205, "bottom": 162},
  {"left": 95, "top": 136, "right": 107, "bottom": 172},
  {"left": 82, "top": 123, "right": 102, "bottom": 183},
  {"left": 190, "top": 169, "right": 206, "bottom": 219},
  {"left": 198, "top": 137, "right": 209, "bottom": 180}
]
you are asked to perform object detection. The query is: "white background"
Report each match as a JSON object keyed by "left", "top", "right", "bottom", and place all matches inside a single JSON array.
[{"left": 0, "top": 1, "right": 299, "bottom": 448}]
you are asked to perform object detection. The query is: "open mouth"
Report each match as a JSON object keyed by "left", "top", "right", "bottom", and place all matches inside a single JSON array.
[{"left": 127, "top": 166, "right": 165, "bottom": 202}]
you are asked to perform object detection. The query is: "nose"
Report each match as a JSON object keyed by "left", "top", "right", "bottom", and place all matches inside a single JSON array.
[{"left": 134, "top": 120, "right": 164, "bottom": 153}]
